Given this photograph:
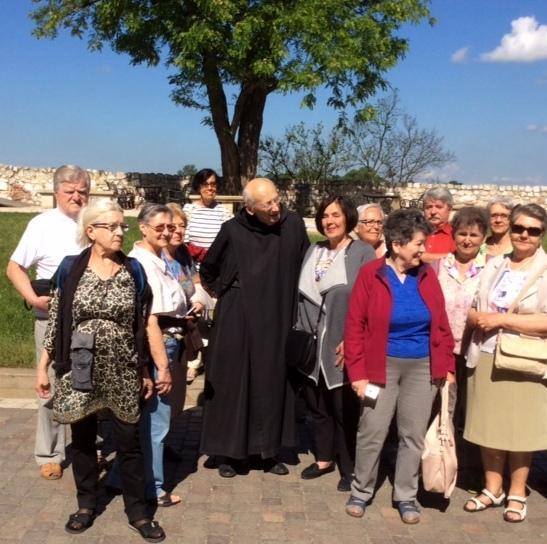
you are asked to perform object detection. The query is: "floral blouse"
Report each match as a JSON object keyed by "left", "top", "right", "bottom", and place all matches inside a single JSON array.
[{"left": 436, "top": 250, "right": 486, "bottom": 354}]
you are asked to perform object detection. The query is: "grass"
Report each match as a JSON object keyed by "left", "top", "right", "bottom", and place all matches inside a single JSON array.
[{"left": 0, "top": 214, "right": 140, "bottom": 367}]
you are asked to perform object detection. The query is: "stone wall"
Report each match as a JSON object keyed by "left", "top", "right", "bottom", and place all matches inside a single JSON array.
[
  {"left": 0, "top": 163, "right": 187, "bottom": 207},
  {"left": 1, "top": 162, "right": 546, "bottom": 210},
  {"left": 398, "top": 182, "right": 547, "bottom": 209}
]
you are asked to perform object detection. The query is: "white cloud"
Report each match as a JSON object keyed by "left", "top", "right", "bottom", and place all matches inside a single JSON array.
[
  {"left": 451, "top": 47, "right": 469, "bottom": 63},
  {"left": 481, "top": 16, "right": 547, "bottom": 62},
  {"left": 526, "top": 124, "right": 547, "bottom": 133},
  {"left": 417, "top": 162, "right": 461, "bottom": 183}
]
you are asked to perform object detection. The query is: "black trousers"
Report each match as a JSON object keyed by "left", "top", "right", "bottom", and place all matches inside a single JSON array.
[
  {"left": 303, "top": 374, "right": 359, "bottom": 479},
  {"left": 71, "top": 413, "right": 148, "bottom": 523}
]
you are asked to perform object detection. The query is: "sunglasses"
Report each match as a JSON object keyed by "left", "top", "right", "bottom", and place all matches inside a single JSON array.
[
  {"left": 511, "top": 224, "right": 543, "bottom": 237},
  {"left": 146, "top": 223, "right": 176, "bottom": 233},
  {"left": 91, "top": 222, "right": 129, "bottom": 233}
]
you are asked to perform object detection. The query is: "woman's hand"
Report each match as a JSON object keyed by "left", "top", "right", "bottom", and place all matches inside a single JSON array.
[
  {"left": 32, "top": 295, "right": 51, "bottom": 312},
  {"left": 184, "top": 302, "right": 205, "bottom": 320},
  {"left": 475, "top": 312, "right": 504, "bottom": 332},
  {"left": 155, "top": 367, "right": 172, "bottom": 395},
  {"left": 446, "top": 371, "right": 456, "bottom": 384},
  {"left": 141, "top": 376, "right": 154, "bottom": 400},
  {"left": 36, "top": 367, "right": 51, "bottom": 399},
  {"left": 335, "top": 341, "right": 344, "bottom": 369},
  {"left": 351, "top": 379, "right": 369, "bottom": 400}
]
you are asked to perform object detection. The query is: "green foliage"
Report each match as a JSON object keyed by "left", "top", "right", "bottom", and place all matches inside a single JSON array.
[
  {"left": 30, "top": 1, "right": 433, "bottom": 189},
  {"left": 177, "top": 164, "right": 198, "bottom": 178}
]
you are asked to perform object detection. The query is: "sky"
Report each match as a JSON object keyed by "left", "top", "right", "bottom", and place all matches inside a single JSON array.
[{"left": 1, "top": 0, "right": 547, "bottom": 185}]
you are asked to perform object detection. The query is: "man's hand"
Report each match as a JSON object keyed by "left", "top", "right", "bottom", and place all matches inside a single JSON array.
[
  {"left": 351, "top": 379, "right": 369, "bottom": 400},
  {"left": 32, "top": 295, "right": 51, "bottom": 312},
  {"left": 155, "top": 368, "right": 172, "bottom": 395}
]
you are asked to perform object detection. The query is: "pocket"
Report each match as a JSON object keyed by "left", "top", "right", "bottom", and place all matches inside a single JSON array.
[{"left": 70, "top": 332, "right": 95, "bottom": 391}]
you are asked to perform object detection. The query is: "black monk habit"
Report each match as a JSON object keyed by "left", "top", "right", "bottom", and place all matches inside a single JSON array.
[{"left": 199, "top": 206, "right": 309, "bottom": 460}]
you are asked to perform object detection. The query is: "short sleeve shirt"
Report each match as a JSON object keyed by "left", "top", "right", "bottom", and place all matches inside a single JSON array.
[
  {"left": 128, "top": 242, "right": 188, "bottom": 317},
  {"left": 425, "top": 223, "right": 456, "bottom": 255},
  {"left": 10, "top": 208, "right": 84, "bottom": 279}
]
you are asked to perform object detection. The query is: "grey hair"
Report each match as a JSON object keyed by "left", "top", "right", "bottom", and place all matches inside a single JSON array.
[
  {"left": 486, "top": 196, "right": 515, "bottom": 212},
  {"left": 76, "top": 199, "right": 123, "bottom": 246},
  {"left": 53, "top": 165, "right": 91, "bottom": 192},
  {"left": 137, "top": 203, "right": 172, "bottom": 224},
  {"left": 422, "top": 186, "right": 454, "bottom": 208},
  {"left": 357, "top": 202, "right": 385, "bottom": 218},
  {"left": 242, "top": 186, "right": 255, "bottom": 207}
]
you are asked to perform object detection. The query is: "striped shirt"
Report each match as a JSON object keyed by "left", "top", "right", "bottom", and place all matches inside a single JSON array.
[{"left": 183, "top": 202, "right": 232, "bottom": 249}]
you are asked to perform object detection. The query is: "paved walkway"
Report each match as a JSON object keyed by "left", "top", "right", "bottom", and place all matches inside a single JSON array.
[{"left": 0, "top": 377, "right": 546, "bottom": 544}]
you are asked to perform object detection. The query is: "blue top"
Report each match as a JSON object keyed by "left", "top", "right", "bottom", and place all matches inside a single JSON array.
[{"left": 386, "top": 266, "right": 431, "bottom": 358}]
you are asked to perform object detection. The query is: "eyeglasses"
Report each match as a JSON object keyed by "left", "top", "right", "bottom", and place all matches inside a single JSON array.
[
  {"left": 490, "top": 213, "right": 509, "bottom": 220},
  {"left": 173, "top": 222, "right": 186, "bottom": 230},
  {"left": 145, "top": 223, "right": 176, "bottom": 233},
  {"left": 511, "top": 224, "right": 543, "bottom": 237},
  {"left": 91, "top": 223, "right": 129, "bottom": 232},
  {"left": 201, "top": 182, "right": 217, "bottom": 188},
  {"left": 358, "top": 219, "right": 383, "bottom": 227}
]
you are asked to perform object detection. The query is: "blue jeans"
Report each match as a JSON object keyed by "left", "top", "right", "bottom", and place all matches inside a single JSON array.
[
  {"left": 140, "top": 336, "right": 179, "bottom": 498},
  {"left": 108, "top": 336, "right": 180, "bottom": 499}
]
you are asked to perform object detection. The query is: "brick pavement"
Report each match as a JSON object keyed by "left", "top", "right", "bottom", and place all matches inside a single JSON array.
[{"left": 0, "top": 378, "right": 546, "bottom": 544}]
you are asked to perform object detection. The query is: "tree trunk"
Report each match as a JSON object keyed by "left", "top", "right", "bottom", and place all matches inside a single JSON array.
[
  {"left": 203, "top": 53, "right": 241, "bottom": 195},
  {"left": 237, "top": 86, "right": 269, "bottom": 187}
]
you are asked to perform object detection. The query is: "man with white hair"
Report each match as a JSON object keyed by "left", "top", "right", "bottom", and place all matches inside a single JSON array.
[
  {"left": 421, "top": 186, "right": 456, "bottom": 262},
  {"left": 199, "top": 178, "right": 309, "bottom": 477},
  {"left": 7, "top": 164, "right": 90, "bottom": 480}
]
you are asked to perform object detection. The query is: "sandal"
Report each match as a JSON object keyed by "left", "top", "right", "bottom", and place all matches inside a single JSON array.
[
  {"left": 464, "top": 488, "right": 506, "bottom": 512},
  {"left": 65, "top": 508, "right": 95, "bottom": 534},
  {"left": 345, "top": 495, "right": 366, "bottom": 518},
  {"left": 397, "top": 501, "right": 421, "bottom": 524},
  {"left": 186, "top": 367, "right": 198, "bottom": 384},
  {"left": 40, "top": 462, "right": 62, "bottom": 480},
  {"left": 503, "top": 495, "right": 527, "bottom": 523},
  {"left": 129, "top": 519, "right": 166, "bottom": 542},
  {"left": 157, "top": 492, "right": 181, "bottom": 507}
]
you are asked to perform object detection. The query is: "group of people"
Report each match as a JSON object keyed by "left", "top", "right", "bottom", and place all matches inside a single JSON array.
[{"left": 7, "top": 168, "right": 546, "bottom": 540}]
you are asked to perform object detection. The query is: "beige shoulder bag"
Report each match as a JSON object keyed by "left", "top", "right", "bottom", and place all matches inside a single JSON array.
[{"left": 494, "top": 265, "right": 547, "bottom": 378}]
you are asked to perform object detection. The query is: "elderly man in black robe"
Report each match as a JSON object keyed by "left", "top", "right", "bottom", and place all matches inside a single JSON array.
[{"left": 200, "top": 177, "right": 309, "bottom": 477}]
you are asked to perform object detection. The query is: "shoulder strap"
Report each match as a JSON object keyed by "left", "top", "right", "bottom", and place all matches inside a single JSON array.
[
  {"left": 507, "top": 263, "right": 547, "bottom": 314},
  {"left": 313, "top": 295, "right": 326, "bottom": 336}
]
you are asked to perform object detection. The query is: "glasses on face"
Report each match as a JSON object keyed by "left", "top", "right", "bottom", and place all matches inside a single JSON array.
[
  {"left": 145, "top": 223, "right": 176, "bottom": 233},
  {"left": 358, "top": 219, "right": 383, "bottom": 227},
  {"left": 201, "top": 182, "right": 217, "bottom": 188},
  {"left": 511, "top": 224, "right": 543, "bottom": 237},
  {"left": 491, "top": 213, "right": 509, "bottom": 220},
  {"left": 173, "top": 222, "right": 186, "bottom": 230},
  {"left": 91, "top": 222, "right": 129, "bottom": 233}
]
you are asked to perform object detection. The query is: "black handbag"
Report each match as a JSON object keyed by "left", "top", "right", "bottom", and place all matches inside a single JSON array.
[{"left": 286, "top": 296, "right": 325, "bottom": 375}]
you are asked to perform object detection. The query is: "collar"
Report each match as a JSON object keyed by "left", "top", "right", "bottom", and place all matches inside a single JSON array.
[
  {"left": 131, "top": 242, "right": 167, "bottom": 273},
  {"left": 443, "top": 248, "right": 486, "bottom": 281},
  {"left": 435, "top": 222, "right": 452, "bottom": 235}
]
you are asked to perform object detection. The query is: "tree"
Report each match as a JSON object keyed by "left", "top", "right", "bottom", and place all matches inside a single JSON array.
[
  {"left": 259, "top": 122, "right": 351, "bottom": 194},
  {"left": 31, "top": 0, "right": 432, "bottom": 193},
  {"left": 348, "top": 92, "right": 455, "bottom": 187},
  {"left": 177, "top": 163, "right": 198, "bottom": 178}
]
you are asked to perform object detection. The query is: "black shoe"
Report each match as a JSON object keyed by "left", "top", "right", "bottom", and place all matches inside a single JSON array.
[
  {"left": 218, "top": 463, "right": 237, "bottom": 478},
  {"left": 337, "top": 477, "right": 352, "bottom": 492},
  {"left": 65, "top": 509, "right": 95, "bottom": 534},
  {"left": 129, "top": 519, "right": 166, "bottom": 542},
  {"left": 264, "top": 459, "right": 289, "bottom": 475},
  {"left": 300, "top": 462, "right": 335, "bottom": 480}
]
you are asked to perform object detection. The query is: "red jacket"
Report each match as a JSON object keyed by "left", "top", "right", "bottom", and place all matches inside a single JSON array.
[{"left": 344, "top": 258, "right": 455, "bottom": 384}]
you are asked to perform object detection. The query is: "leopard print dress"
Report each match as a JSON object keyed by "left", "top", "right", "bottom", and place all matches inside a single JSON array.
[{"left": 43, "top": 267, "right": 142, "bottom": 424}]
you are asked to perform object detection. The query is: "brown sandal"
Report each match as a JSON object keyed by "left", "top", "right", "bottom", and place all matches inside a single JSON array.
[{"left": 40, "top": 463, "right": 62, "bottom": 480}]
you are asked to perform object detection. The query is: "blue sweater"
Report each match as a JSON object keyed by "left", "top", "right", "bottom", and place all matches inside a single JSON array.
[{"left": 386, "top": 266, "right": 431, "bottom": 358}]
